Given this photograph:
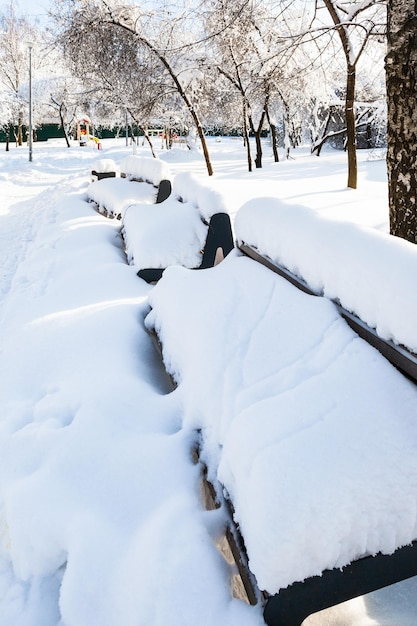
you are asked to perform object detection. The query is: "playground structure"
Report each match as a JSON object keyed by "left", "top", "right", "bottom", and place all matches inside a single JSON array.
[{"left": 76, "top": 118, "right": 101, "bottom": 149}]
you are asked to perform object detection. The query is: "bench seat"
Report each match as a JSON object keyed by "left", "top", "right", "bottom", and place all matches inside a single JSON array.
[
  {"left": 86, "top": 177, "right": 159, "bottom": 219},
  {"left": 145, "top": 252, "right": 417, "bottom": 623},
  {"left": 122, "top": 172, "right": 234, "bottom": 281},
  {"left": 122, "top": 197, "right": 208, "bottom": 271}
]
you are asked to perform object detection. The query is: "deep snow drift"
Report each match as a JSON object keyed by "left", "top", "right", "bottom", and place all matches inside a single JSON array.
[{"left": 0, "top": 137, "right": 416, "bottom": 626}]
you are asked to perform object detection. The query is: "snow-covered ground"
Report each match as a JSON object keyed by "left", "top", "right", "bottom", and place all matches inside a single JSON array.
[{"left": 0, "top": 136, "right": 416, "bottom": 626}]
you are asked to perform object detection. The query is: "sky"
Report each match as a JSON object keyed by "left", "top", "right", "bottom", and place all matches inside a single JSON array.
[{"left": 0, "top": 0, "right": 50, "bottom": 21}]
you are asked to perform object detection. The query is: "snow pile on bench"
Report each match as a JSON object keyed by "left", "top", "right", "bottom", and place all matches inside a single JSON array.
[
  {"left": 91, "top": 158, "right": 117, "bottom": 173},
  {"left": 173, "top": 172, "right": 228, "bottom": 221},
  {"left": 122, "top": 173, "right": 229, "bottom": 272},
  {"left": 146, "top": 253, "right": 417, "bottom": 594},
  {"left": 120, "top": 155, "right": 171, "bottom": 185},
  {"left": 123, "top": 198, "right": 207, "bottom": 271},
  {"left": 235, "top": 198, "right": 417, "bottom": 354},
  {"left": 86, "top": 178, "right": 158, "bottom": 218}
]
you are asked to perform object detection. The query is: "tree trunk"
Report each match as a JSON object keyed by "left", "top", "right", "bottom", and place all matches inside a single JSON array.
[
  {"left": 194, "top": 117, "right": 213, "bottom": 176},
  {"left": 386, "top": 0, "right": 417, "bottom": 242},
  {"left": 311, "top": 106, "right": 333, "bottom": 156},
  {"left": 111, "top": 18, "right": 214, "bottom": 176},
  {"left": 148, "top": 44, "right": 213, "bottom": 175},
  {"left": 345, "top": 63, "right": 357, "bottom": 189},
  {"left": 249, "top": 117, "right": 261, "bottom": 168},
  {"left": 322, "top": 0, "right": 363, "bottom": 189},
  {"left": 266, "top": 106, "right": 279, "bottom": 163},
  {"left": 254, "top": 130, "right": 263, "bottom": 168},
  {"left": 141, "top": 127, "right": 158, "bottom": 159},
  {"left": 59, "top": 105, "right": 71, "bottom": 148},
  {"left": 63, "top": 128, "right": 71, "bottom": 148},
  {"left": 279, "top": 94, "right": 292, "bottom": 159},
  {"left": 249, "top": 110, "right": 266, "bottom": 169},
  {"left": 242, "top": 99, "right": 252, "bottom": 172},
  {"left": 18, "top": 111, "right": 23, "bottom": 146},
  {"left": 143, "top": 130, "right": 157, "bottom": 158}
]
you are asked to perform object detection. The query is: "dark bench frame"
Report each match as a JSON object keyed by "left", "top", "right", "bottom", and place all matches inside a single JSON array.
[
  {"left": 238, "top": 241, "right": 417, "bottom": 626},
  {"left": 91, "top": 170, "right": 116, "bottom": 181}
]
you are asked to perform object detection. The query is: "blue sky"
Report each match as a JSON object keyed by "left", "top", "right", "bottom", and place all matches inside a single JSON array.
[{"left": 0, "top": 0, "right": 50, "bottom": 20}]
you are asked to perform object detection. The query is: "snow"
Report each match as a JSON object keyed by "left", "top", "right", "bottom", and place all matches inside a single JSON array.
[
  {"left": 119, "top": 154, "right": 172, "bottom": 184},
  {"left": 172, "top": 171, "right": 229, "bottom": 220},
  {"left": 147, "top": 253, "right": 417, "bottom": 592},
  {"left": 86, "top": 168, "right": 229, "bottom": 269},
  {"left": 122, "top": 196, "right": 208, "bottom": 271},
  {"left": 1, "top": 136, "right": 417, "bottom": 626},
  {"left": 235, "top": 199, "right": 417, "bottom": 353},
  {"left": 91, "top": 158, "right": 117, "bottom": 174},
  {"left": 122, "top": 172, "right": 230, "bottom": 271},
  {"left": 86, "top": 177, "right": 158, "bottom": 218}
]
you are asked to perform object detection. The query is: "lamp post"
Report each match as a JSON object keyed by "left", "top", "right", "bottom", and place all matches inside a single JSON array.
[{"left": 28, "top": 42, "right": 33, "bottom": 162}]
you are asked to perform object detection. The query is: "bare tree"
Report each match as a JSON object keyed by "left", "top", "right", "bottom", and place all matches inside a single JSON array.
[
  {"left": 386, "top": 0, "right": 417, "bottom": 242},
  {"left": 49, "top": 82, "right": 78, "bottom": 147},
  {"left": 205, "top": 0, "right": 287, "bottom": 170},
  {"left": 0, "top": 3, "right": 37, "bottom": 146},
  {"left": 55, "top": 12, "right": 166, "bottom": 144},
  {"left": 53, "top": 0, "right": 214, "bottom": 175},
  {"left": 321, "top": 0, "right": 385, "bottom": 188}
]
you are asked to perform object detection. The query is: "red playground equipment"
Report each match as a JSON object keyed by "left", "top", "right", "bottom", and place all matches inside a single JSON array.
[{"left": 76, "top": 118, "right": 101, "bottom": 149}]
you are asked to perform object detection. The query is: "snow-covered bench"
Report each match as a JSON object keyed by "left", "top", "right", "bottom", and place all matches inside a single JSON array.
[
  {"left": 122, "top": 172, "right": 234, "bottom": 283},
  {"left": 236, "top": 198, "right": 417, "bottom": 380},
  {"left": 86, "top": 156, "right": 172, "bottom": 219},
  {"left": 234, "top": 199, "right": 417, "bottom": 624},
  {"left": 145, "top": 198, "right": 417, "bottom": 626},
  {"left": 120, "top": 155, "right": 172, "bottom": 204},
  {"left": 91, "top": 158, "right": 117, "bottom": 181}
]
